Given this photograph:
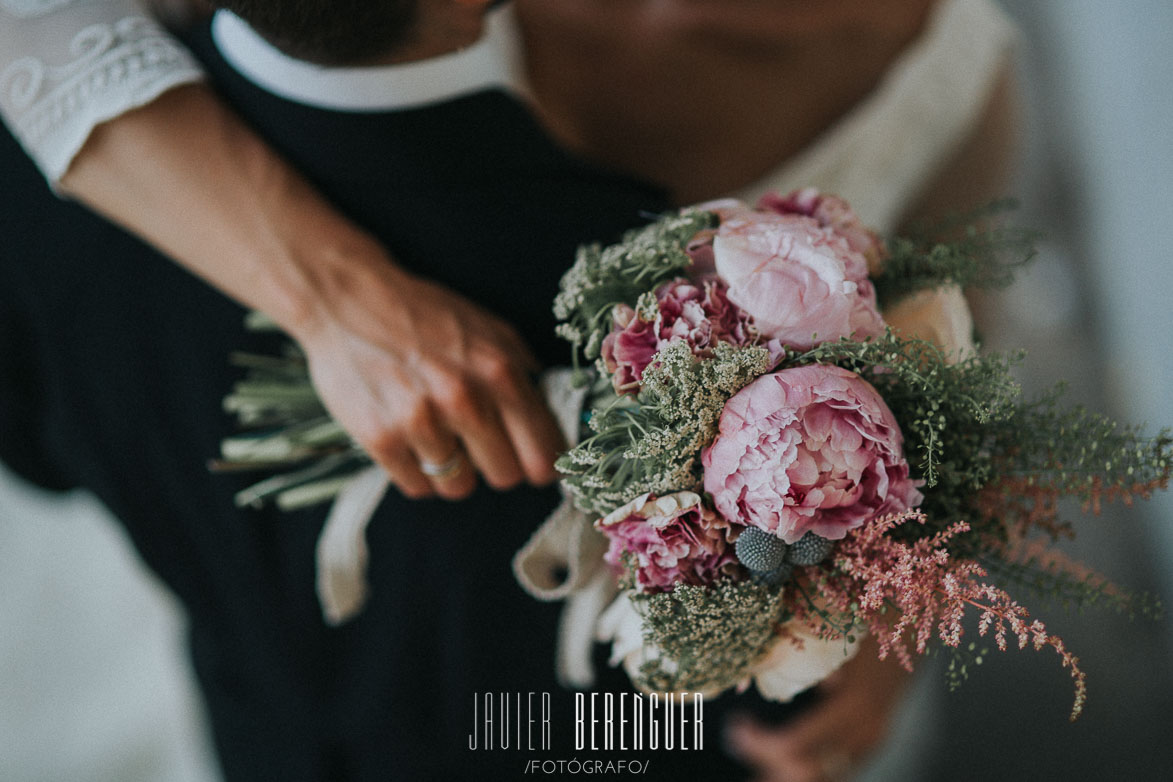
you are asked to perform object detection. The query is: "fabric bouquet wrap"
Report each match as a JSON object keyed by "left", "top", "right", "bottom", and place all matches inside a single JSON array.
[{"left": 217, "top": 189, "right": 1169, "bottom": 721}]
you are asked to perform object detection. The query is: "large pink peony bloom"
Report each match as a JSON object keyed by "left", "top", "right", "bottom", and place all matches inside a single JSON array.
[
  {"left": 600, "top": 276, "right": 756, "bottom": 393},
  {"left": 702, "top": 365, "right": 922, "bottom": 543},
  {"left": 597, "top": 492, "right": 740, "bottom": 593},
  {"left": 758, "top": 188, "right": 887, "bottom": 274},
  {"left": 709, "top": 202, "right": 885, "bottom": 351}
]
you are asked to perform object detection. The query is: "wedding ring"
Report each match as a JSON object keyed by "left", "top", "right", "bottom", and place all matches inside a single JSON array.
[{"left": 419, "top": 453, "right": 464, "bottom": 480}]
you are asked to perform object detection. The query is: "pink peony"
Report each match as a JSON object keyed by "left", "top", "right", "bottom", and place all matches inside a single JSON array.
[
  {"left": 600, "top": 276, "right": 756, "bottom": 393},
  {"left": 709, "top": 202, "right": 885, "bottom": 351},
  {"left": 597, "top": 492, "right": 741, "bottom": 593},
  {"left": 758, "top": 188, "right": 887, "bottom": 274},
  {"left": 702, "top": 365, "right": 922, "bottom": 543}
]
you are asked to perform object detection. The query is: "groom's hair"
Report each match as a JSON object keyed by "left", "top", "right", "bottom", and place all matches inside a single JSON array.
[{"left": 214, "top": 1, "right": 419, "bottom": 65}]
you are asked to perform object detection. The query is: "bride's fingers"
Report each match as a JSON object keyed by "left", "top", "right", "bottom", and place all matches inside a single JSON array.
[
  {"left": 405, "top": 402, "right": 477, "bottom": 500},
  {"left": 491, "top": 369, "right": 564, "bottom": 486},
  {"left": 369, "top": 433, "right": 434, "bottom": 500},
  {"left": 781, "top": 643, "right": 907, "bottom": 761},
  {"left": 414, "top": 444, "right": 475, "bottom": 500},
  {"left": 458, "top": 407, "right": 525, "bottom": 490},
  {"left": 785, "top": 709, "right": 885, "bottom": 767},
  {"left": 434, "top": 381, "right": 525, "bottom": 491}
]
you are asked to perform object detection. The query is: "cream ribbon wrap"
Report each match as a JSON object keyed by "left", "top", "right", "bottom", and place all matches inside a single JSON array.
[
  {"left": 315, "top": 368, "right": 612, "bottom": 687},
  {"left": 315, "top": 465, "right": 391, "bottom": 625},
  {"left": 511, "top": 370, "right": 617, "bottom": 688}
]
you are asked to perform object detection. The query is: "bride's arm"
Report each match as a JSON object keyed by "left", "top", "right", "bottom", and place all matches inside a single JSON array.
[
  {"left": 1, "top": 4, "right": 564, "bottom": 499},
  {"left": 61, "top": 83, "right": 565, "bottom": 498}
]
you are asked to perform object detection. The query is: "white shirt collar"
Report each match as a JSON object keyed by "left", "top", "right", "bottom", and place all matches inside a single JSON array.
[{"left": 211, "top": 6, "right": 525, "bottom": 112}]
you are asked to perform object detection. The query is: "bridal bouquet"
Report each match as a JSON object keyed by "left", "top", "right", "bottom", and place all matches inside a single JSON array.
[
  {"left": 541, "top": 189, "right": 1169, "bottom": 719},
  {"left": 215, "top": 189, "right": 1168, "bottom": 719}
]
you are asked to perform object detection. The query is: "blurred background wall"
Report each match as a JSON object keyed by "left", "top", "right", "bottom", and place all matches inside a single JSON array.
[
  {"left": 911, "top": 2, "right": 1173, "bottom": 778},
  {"left": 1, "top": 1, "right": 1170, "bottom": 780}
]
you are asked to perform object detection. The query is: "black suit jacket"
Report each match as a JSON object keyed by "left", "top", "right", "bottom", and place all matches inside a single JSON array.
[{"left": 0, "top": 23, "right": 778, "bottom": 782}]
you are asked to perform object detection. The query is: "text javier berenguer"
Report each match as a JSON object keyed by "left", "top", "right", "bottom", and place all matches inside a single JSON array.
[
  {"left": 575, "top": 692, "right": 703, "bottom": 750},
  {"left": 468, "top": 692, "right": 552, "bottom": 750},
  {"left": 468, "top": 692, "right": 703, "bottom": 752}
]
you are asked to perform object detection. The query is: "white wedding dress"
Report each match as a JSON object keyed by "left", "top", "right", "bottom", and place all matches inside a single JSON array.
[
  {"left": 728, "top": 0, "right": 1015, "bottom": 233},
  {"left": 0, "top": 1, "right": 1017, "bottom": 781}
]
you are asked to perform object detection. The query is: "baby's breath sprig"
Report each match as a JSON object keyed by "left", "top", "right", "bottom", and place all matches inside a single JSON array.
[{"left": 633, "top": 579, "right": 788, "bottom": 694}]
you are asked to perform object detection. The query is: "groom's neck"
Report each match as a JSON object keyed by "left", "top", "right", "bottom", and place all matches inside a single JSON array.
[{"left": 373, "top": 0, "right": 493, "bottom": 65}]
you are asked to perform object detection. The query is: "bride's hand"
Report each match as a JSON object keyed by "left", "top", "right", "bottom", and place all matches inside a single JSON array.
[
  {"left": 294, "top": 247, "right": 566, "bottom": 500},
  {"left": 725, "top": 635, "right": 910, "bottom": 782},
  {"left": 58, "top": 85, "right": 563, "bottom": 501}
]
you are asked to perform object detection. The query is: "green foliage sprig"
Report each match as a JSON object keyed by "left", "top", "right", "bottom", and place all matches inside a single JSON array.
[
  {"left": 937, "top": 642, "right": 989, "bottom": 693},
  {"left": 873, "top": 199, "right": 1038, "bottom": 306},
  {"left": 978, "top": 550, "right": 1162, "bottom": 621},
  {"left": 984, "top": 388, "right": 1172, "bottom": 530},
  {"left": 553, "top": 209, "right": 717, "bottom": 364},
  {"left": 556, "top": 341, "right": 774, "bottom": 516},
  {"left": 214, "top": 340, "right": 369, "bottom": 510}
]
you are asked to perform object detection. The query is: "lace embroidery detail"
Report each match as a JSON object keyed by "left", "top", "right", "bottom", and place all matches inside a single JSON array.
[
  {"left": 1, "top": 15, "right": 195, "bottom": 152},
  {"left": 1, "top": 0, "right": 78, "bottom": 19}
]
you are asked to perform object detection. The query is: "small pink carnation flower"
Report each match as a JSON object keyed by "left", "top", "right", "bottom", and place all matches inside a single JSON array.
[
  {"left": 708, "top": 201, "right": 885, "bottom": 351},
  {"left": 758, "top": 188, "right": 887, "bottom": 274},
  {"left": 702, "top": 364, "right": 922, "bottom": 543},
  {"left": 597, "top": 491, "right": 741, "bottom": 593},
  {"left": 600, "top": 276, "right": 756, "bottom": 393}
]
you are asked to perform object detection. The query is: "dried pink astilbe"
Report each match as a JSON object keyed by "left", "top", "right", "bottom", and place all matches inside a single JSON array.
[
  {"left": 976, "top": 471, "right": 1172, "bottom": 548},
  {"left": 804, "top": 510, "right": 1087, "bottom": 720},
  {"left": 976, "top": 478, "right": 1072, "bottom": 542}
]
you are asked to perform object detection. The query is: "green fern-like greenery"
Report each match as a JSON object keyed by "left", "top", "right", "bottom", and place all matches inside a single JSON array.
[
  {"left": 873, "top": 199, "right": 1038, "bottom": 306},
  {"left": 978, "top": 552, "right": 1163, "bottom": 621}
]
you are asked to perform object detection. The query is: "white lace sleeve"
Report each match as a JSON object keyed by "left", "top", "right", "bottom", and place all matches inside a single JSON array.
[{"left": 0, "top": 0, "right": 204, "bottom": 182}]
